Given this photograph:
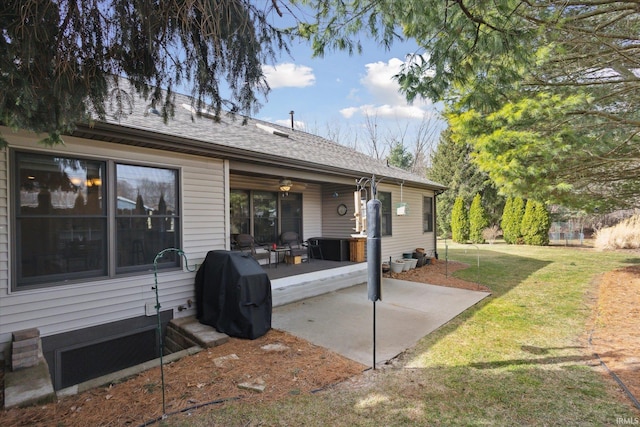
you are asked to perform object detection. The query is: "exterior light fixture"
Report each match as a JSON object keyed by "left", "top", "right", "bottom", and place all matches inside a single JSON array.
[{"left": 279, "top": 179, "right": 292, "bottom": 193}]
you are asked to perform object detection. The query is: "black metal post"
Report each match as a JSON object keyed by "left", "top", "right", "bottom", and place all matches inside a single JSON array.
[
  {"left": 373, "top": 300, "right": 376, "bottom": 368},
  {"left": 153, "top": 248, "right": 197, "bottom": 416},
  {"left": 367, "top": 197, "right": 382, "bottom": 370}
]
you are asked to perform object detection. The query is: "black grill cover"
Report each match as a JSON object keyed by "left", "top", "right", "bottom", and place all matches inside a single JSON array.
[{"left": 195, "top": 250, "right": 272, "bottom": 339}]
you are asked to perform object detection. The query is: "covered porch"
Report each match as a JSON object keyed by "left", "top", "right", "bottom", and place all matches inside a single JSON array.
[
  {"left": 229, "top": 172, "right": 360, "bottom": 252},
  {"left": 229, "top": 171, "right": 369, "bottom": 307},
  {"left": 228, "top": 167, "right": 439, "bottom": 272}
]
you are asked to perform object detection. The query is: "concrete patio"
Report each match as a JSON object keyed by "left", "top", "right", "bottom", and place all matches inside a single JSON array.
[{"left": 273, "top": 278, "right": 491, "bottom": 367}]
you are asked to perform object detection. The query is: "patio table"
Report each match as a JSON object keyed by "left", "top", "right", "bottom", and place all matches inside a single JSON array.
[{"left": 268, "top": 246, "right": 289, "bottom": 268}]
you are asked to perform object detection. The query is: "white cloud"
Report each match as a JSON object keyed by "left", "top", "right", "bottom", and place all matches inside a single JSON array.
[
  {"left": 360, "top": 58, "right": 408, "bottom": 106},
  {"left": 340, "top": 57, "right": 434, "bottom": 121},
  {"left": 372, "top": 104, "right": 428, "bottom": 119},
  {"left": 339, "top": 104, "right": 428, "bottom": 120},
  {"left": 347, "top": 88, "right": 361, "bottom": 102},
  {"left": 262, "top": 63, "right": 315, "bottom": 89},
  {"left": 339, "top": 107, "right": 360, "bottom": 119}
]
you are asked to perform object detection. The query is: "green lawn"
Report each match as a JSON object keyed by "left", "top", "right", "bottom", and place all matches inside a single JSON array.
[{"left": 166, "top": 242, "right": 640, "bottom": 426}]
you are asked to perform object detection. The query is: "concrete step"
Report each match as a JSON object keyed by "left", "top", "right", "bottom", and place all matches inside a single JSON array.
[
  {"left": 163, "top": 335, "right": 182, "bottom": 355},
  {"left": 168, "top": 317, "right": 229, "bottom": 349},
  {"left": 165, "top": 323, "right": 200, "bottom": 353},
  {"left": 4, "top": 358, "right": 56, "bottom": 409}
]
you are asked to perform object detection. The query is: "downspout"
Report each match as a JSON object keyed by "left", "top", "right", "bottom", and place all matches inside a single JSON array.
[{"left": 224, "top": 159, "right": 231, "bottom": 250}]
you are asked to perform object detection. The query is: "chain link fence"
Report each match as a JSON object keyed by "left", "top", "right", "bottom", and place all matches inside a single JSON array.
[{"left": 549, "top": 221, "right": 586, "bottom": 246}]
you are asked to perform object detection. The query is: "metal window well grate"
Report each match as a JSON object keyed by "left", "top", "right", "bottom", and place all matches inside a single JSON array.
[
  {"left": 43, "top": 310, "right": 173, "bottom": 391},
  {"left": 59, "top": 329, "right": 157, "bottom": 389}
]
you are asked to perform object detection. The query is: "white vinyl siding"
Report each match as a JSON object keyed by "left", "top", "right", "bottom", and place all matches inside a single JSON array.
[
  {"left": 376, "top": 183, "right": 437, "bottom": 262},
  {"left": 301, "top": 185, "right": 322, "bottom": 240},
  {"left": 182, "top": 163, "right": 226, "bottom": 252},
  {"left": 0, "top": 130, "right": 225, "bottom": 355},
  {"left": 321, "top": 183, "right": 436, "bottom": 262},
  {"left": 321, "top": 184, "right": 356, "bottom": 237}
]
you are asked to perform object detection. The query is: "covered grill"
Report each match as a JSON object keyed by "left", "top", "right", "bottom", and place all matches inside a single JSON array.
[{"left": 194, "top": 250, "right": 272, "bottom": 339}]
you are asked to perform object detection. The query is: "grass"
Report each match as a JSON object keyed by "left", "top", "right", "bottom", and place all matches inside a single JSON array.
[{"left": 165, "top": 242, "right": 640, "bottom": 426}]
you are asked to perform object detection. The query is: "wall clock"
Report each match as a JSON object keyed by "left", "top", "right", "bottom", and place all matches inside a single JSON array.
[{"left": 337, "top": 203, "right": 348, "bottom": 216}]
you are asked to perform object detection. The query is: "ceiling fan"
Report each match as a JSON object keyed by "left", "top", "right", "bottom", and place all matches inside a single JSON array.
[
  {"left": 279, "top": 178, "right": 292, "bottom": 193},
  {"left": 278, "top": 178, "right": 306, "bottom": 195}
]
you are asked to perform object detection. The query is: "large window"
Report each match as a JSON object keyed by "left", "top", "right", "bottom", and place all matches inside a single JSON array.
[
  {"left": 115, "top": 164, "right": 179, "bottom": 272},
  {"left": 378, "top": 191, "right": 392, "bottom": 236},
  {"left": 14, "top": 151, "right": 180, "bottom": 289},
  {"left": 423, "top": 196, "right": 434, "bottom": 232}
]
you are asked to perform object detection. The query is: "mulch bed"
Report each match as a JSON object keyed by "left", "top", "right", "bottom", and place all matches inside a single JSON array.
[
  {"left": 1, "top": 330, "right": 365, "bottom": 426},
  {"left": 588, "top": 265, "right": 640, "bottom": 404}
]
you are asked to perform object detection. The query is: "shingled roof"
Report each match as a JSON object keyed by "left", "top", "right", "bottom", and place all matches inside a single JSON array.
[{"left": 76, "top": 87, "right": 446, "bottom": 191}]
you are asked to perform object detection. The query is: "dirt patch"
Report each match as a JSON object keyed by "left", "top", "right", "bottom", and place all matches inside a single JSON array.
[{"left": 1, "top": 259, "right": 638, "bottom": 425}]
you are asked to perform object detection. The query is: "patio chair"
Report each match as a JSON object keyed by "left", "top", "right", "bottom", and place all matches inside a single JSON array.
[
  {"left": 306, "top": 237, "right": 324, "bottom": 261},
  {"left": 280, "top": 231, "right": 309, "bottom": 262},
  {"left": 233, "top": 234, "right": 270, "bottom": 265}
]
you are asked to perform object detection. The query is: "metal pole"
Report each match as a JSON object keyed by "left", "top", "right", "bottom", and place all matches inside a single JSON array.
[
  {"left": 153, "top": 248, "right": 197, "bottom": 416},
  {"left": 367, "top": 197, "right": 382, "bottom": 370},
  {"left": 152, "top": 253, "right": 167, "bottom": 416},
  {"left": 470, "top": 244, "right": 480, "bottom": 284},
  {"left": 445, "top": 241, "right": 449, "bottom": 277},
  {"left": 373, "top": 301, "right": 376, "bottom": 368},
  {"left": 357, "top": 174, "right": 389, "bottom": 371}
]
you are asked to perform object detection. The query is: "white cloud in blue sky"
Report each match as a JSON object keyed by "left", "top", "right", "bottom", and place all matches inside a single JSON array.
[
  {"left": 343, "top": 57, "right": 435, "bottom": 120},
  {"left": 340, "top": 103, "right": 427, "bottom": 120},
  {"left": 262, "top": 62, "right": 316, "bottom": 89},
  {"left": 360, "top": 58, "right": 408, "bottom": 104},
  {"left": 261, "top": 55, "right": 436, "bottom": 120},
  {"left": 256, "top": 37, "right": 444, "bottom": 148}
]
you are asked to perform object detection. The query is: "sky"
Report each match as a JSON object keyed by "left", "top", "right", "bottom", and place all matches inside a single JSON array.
[{"left": 254, "top": 30, "right": 446, "bottom": 157}]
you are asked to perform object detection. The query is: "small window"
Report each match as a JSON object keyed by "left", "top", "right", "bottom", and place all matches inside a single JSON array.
[
  {"left": 423, "top": 196, "right": 434, "bottom": 232},
  {"left": 378, "top": 191, "right": 392, "bottom": 236}
]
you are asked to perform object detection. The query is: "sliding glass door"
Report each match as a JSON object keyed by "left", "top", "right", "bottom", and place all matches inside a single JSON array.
[
  {"left": 230, "top": 189, "right": 303, "bottom": 244},
  {"left": 253, "top": 191, "right": 278, "bottom": 244},
  {"left": 280, "top": 193, "right": 302, "bottom": 237}
]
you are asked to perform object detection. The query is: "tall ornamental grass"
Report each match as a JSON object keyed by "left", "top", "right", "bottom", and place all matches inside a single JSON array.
[{"left": 595, "top": 214, "right": 640, "bottom": 249}]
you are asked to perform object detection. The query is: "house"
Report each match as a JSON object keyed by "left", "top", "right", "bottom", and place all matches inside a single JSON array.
[{"left": 0, "top": 85, "right": 446, "bottom": 390}]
